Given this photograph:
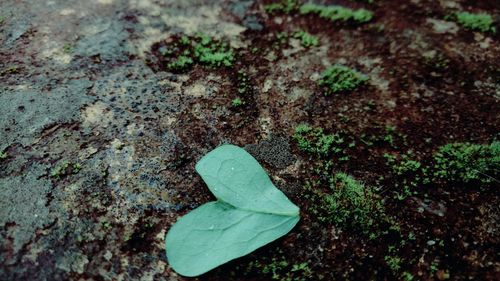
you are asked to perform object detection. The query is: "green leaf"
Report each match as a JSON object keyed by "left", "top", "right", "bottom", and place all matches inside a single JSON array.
[
  {"left": 165, "top": 144, "right": 300, "bottom": 277},
  {"left": 196, "top": 144, "right": 299, "bottom": 216}
]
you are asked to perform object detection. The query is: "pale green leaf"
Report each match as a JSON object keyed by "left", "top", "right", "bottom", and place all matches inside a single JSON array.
[
  {"left": 165, "top": 144, "right": 300, "bottom": 277},
  {"left": 195, "top": 144, "right": 299, "bottom": 216}
]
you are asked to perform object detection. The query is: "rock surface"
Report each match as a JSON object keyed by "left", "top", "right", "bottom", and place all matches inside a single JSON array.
[{"left": 1, "top": 0, "right": 498, "bottom": 280}]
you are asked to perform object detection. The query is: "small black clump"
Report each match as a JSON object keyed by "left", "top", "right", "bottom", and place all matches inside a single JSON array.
[{"left": 245, "top": 135, "right": 295, "bottom": 169}]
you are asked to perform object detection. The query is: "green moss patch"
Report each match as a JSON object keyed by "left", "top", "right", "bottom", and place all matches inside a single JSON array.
[
  {"left": 231, "top": 98, "right": 243, "bottom": 107},
  {"left": 50, "top": 161, "right": 82, "bottom": 179},
  {"left": 299, "top": 3, "right": 373, "bottom": 24},
  {"left": 307, "top": 172, "right": 386, "bottom": 233},
  {"left": 158, "top": 34, "right": 234, "bottom": 73},
  {"left": 193, "top": 34, "right": 234, "bottom": 67},
  {"left": 432, "top": 142, "right": 499, "bottom": 185},
  {"left": 319, "top": 64, "right": 368, "bottom": 94},
  {"left": 293, "top": 30, "right": 319, "bottom": 48},
  {"left": 384, "top": 152, "right": 427, "bottom": 200},
  {"left": 293, "top": 124, "right": 354, "bottom": 161},
  {"left": 264, "top": 0, "right": 299, "bottom": 14},
  {"left": 293, "top": 124, "right": 341, "bottom": 157},
  {"left": 454, "top": 12, "right": 496, "bottom": 33}
]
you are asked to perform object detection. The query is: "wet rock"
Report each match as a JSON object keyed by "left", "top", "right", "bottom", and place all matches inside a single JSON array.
[
  {"left": 243, "top": 15, "right": 263, "bottom": 31},
  {"left": 230, "top": 0, "right": 254, "bottom": 19},
  {"left": 0, "top": 79, "right": 94, "bottom": 151},
  {"left": 75, "top": 19, "right": 132, "bottom": 61},
  {"left": 0, "top": 164, "right": 53, "bottom": 258},
  {"left": 56, "top": 250, "right": 89, "bottom": 274}
]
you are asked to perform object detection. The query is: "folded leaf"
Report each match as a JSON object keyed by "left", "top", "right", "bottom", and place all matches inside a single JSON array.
[
  {"left": 166, "top": 201, "right": 299, "bottom": 276},
  {"left": 165, "top": 145, "right": 300, "bottom": 277},
  {"left": 195, "top": 144, "right": 300, "bottom": 216}
]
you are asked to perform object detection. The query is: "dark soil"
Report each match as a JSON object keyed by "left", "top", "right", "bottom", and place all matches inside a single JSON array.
[{"left": 147, "top": 1, "right": 499, "bottom": 280}]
